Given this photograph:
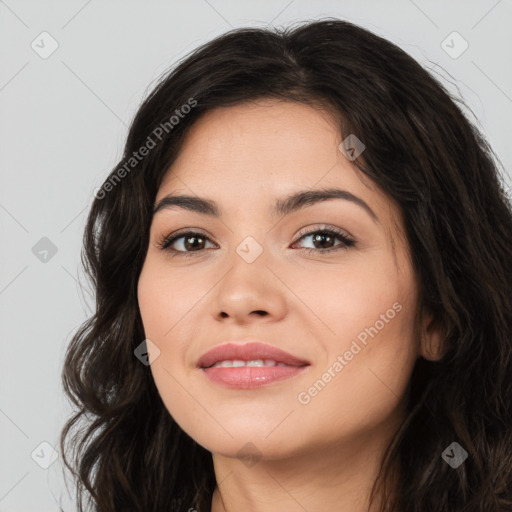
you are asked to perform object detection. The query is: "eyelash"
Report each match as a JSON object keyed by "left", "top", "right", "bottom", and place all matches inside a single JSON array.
[{"left": 156, "top": 226, "right": 355, "bottom": 258}]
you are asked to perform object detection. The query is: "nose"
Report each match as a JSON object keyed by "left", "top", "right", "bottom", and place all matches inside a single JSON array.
[{"left": 211, "top": 244, "right": 287, "bottom": 325}]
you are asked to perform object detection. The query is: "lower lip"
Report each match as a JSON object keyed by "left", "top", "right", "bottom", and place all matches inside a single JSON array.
[{"left": 201, "top": 365, "right": 309, "bottom": 389}]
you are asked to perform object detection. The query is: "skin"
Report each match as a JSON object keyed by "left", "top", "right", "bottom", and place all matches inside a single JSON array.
[{"left": 137, "top": 99, "right": 443, "bottom": 512}]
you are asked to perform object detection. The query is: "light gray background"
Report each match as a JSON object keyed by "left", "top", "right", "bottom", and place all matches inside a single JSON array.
[{"left": 1, "top": 1, "right": 511, "bottom": 510}]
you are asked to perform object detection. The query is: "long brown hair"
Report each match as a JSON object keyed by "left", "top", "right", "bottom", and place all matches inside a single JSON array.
[{"left": 60, "top": 18, "right": 512, "bottom": 511}]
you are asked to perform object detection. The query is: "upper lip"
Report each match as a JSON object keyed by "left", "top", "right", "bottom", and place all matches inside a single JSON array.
[{"left": 197, "top": 342, "right": 310, "bottom": 368}]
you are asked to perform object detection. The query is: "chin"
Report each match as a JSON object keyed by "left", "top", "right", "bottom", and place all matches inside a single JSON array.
[{"left": 184, "top": 421, "right": 301, "bottom": 460}]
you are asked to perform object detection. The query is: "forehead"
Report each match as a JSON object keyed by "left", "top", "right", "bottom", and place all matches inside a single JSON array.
[
  {"left": 184, "top": 103, "right": 331, "bottom": 175},
  {"left": 159, "top": 100, "right": 363, "bottom": 194},
  {"left": 157, "top": 100, "right": 401, "bottom": 226}
]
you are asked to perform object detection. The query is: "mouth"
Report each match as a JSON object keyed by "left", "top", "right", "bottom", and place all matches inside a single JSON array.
[
  {"left": 197, "top": 342, "right": 310, "bottom": 389},
  {"left": 203, "top": 360, "right": 298, "bottom": 368},
  {"left": 197, "top": 341, "right": 310, "bottom": 369}
]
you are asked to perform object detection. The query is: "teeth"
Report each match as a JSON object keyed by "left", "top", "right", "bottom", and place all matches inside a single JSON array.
[{"left": 211, "top": 359, "right": 283, "bottom": 368}]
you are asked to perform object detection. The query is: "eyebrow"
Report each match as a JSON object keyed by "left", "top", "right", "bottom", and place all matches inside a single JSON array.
[{"left": 153, "top": 187, "right": 378, "bottom": 223}]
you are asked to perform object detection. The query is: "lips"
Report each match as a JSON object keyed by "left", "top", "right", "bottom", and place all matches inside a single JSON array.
[{"left": 197, "top": 342, "right": 310, "bottom": 369}]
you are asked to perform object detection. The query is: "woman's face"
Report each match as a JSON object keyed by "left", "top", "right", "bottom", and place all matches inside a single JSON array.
[{"left": 137, "top": 99, "right": 437, "bottom": 461}]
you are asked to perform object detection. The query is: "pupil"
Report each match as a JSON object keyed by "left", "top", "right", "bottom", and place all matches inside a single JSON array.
[
  {"left": 314, "top": 233, "right": 332, "bottom": 249},
  {"left": 185, "top": 236, "right": 203, "bottom": 250}
]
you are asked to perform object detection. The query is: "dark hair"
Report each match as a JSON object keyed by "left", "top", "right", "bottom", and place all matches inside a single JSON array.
[{"left": 60, "top": 18, "right": 512, "bottom": 512}]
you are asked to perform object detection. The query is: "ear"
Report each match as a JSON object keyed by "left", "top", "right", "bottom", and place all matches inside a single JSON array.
[{"left": 419, "top": 309, "right": 445, "bottom": 361}]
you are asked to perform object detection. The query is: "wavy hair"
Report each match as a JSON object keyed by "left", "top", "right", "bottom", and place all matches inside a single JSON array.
[{"left": 60, "top": 18, "right": 512, "bottom": 512}]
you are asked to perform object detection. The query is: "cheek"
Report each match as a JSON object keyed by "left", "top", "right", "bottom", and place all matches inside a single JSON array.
[
  {"left": 137, "top": 265, "right": 201, "bottom": 433},
  {"left": 137, "top": 264, "right": 160, "bottom": 333},
  {"left": 137, "top": 262, "right": 203, "bottom": 381},
  {"left": 298, "top": 251, "right": 419, "bottom": 410},
  {"left": 294, "top": 305, "right": 418, "bottom": 445},
  {"left": 295, "top": 250, "right": 409, "bottom": 344},
  {"left": 137, "top": 262, "right": 196, "bottom": 340}
]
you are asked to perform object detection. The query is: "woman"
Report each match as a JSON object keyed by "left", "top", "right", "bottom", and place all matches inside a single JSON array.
[{"left": 60, "top": 18, "right": 512, "bottom": 512}]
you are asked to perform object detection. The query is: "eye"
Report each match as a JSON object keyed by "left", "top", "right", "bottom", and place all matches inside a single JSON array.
[
  {"left": 292, "top": 226, "right": 355, "bottom": 254},
  {"left": 157, "top": 230, "right": 216, "bottom": 258},
  {"left": 157, "top": 225, "right": 355, "bottom": 258}
]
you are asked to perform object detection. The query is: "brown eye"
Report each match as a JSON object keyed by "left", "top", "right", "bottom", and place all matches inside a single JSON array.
[
  {"left": 293, "top": 227, "right": 355, "bottom": 254},
  {"left": 158, "top": 231, "right": 216, "bottom": 257},
  {"left": 158, "top": 226, "right": 355, "bottom": 258}
]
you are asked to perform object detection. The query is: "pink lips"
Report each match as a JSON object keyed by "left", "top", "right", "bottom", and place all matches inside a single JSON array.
[
  {"left": 197, "top": 342, "right": 310, "bottom": 389},
  {"left": 197, "top": 342, "right": 309, "bottom": 368}
]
